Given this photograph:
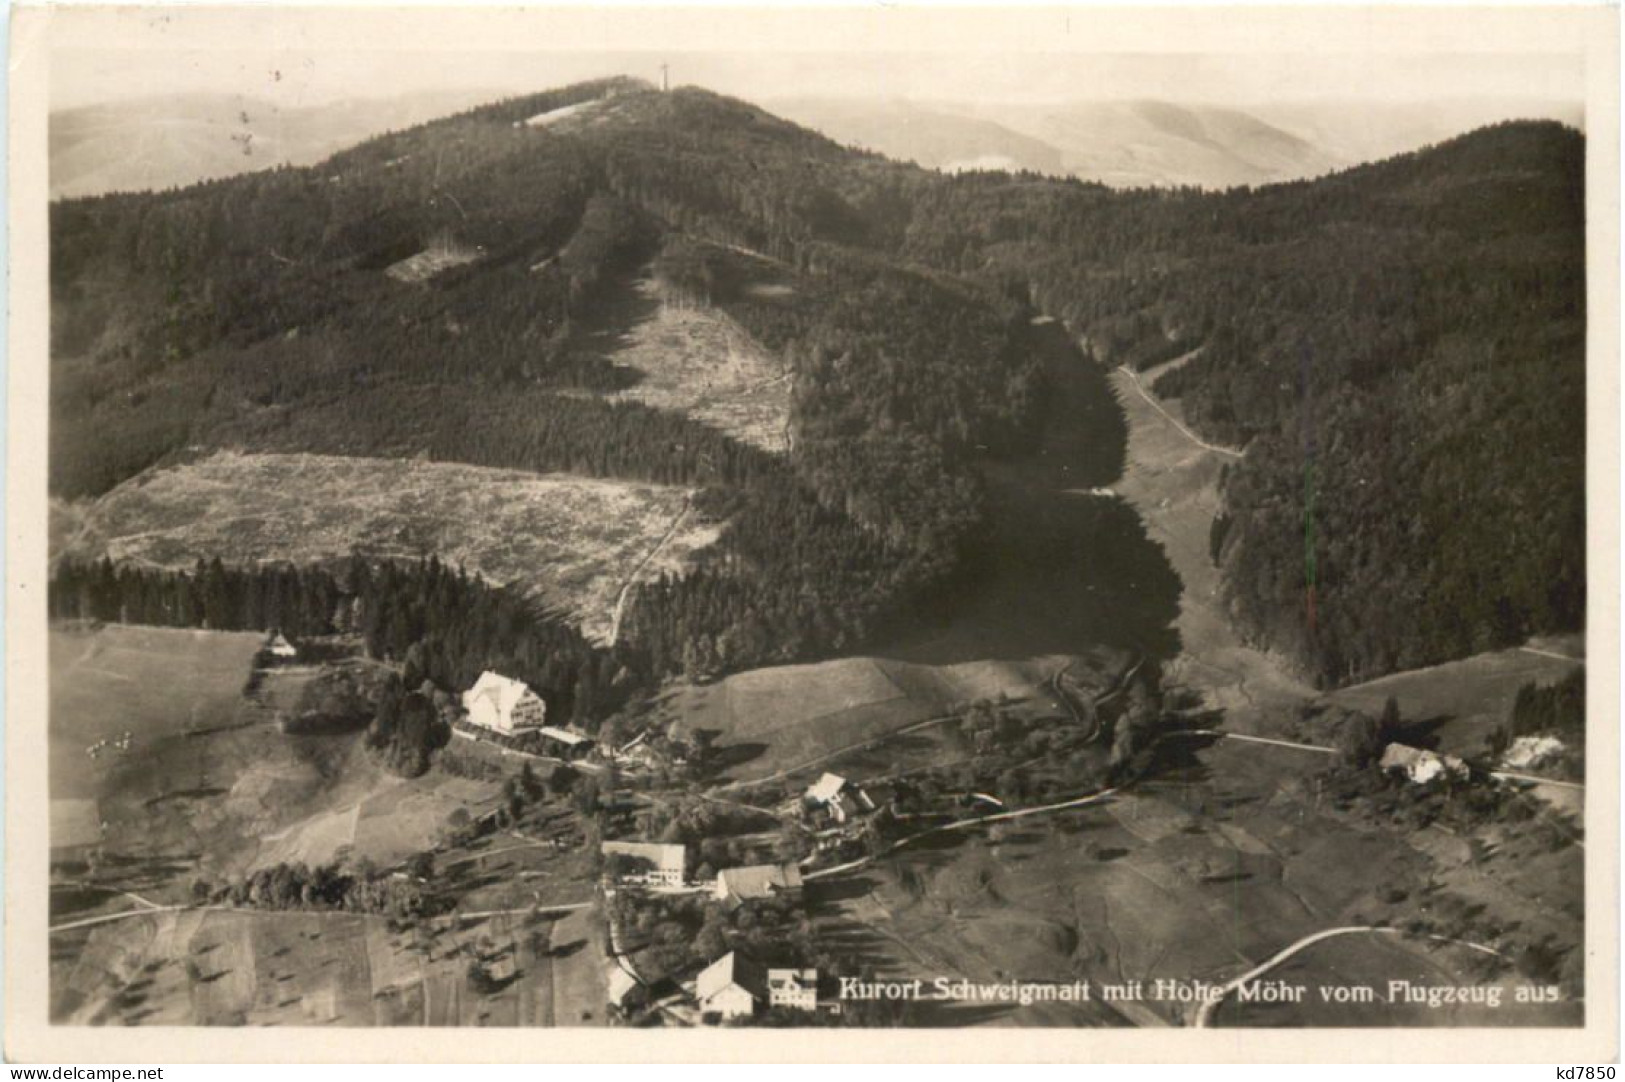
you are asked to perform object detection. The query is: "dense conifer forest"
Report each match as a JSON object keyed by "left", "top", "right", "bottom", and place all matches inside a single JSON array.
[{"left": 49, "top": 79, "right": 1586, "bottom": 686}]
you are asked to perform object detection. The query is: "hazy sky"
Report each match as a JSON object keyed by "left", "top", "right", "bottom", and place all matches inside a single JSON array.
[{"left": 43, "top": 7, "right": 1589, "bottom": 112}]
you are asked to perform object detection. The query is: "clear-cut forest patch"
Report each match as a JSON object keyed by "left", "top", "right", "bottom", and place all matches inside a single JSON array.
[
  {"left": 59, "top": 452, "right": 719, "bottom": 643},
  {"left": 598, "top": 277, "right": 791, "bottom": 453}
]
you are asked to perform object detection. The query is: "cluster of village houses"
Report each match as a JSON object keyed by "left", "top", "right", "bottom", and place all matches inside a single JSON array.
[
  {"left": 451, "top": 667, "right": 882, "bottom": 1022},
  {"left": 597, "top": 769, "right": 878, "bottom": 1022},
  {"left": 59, "top": 636, "right": 1580, "bottom": 1024}
]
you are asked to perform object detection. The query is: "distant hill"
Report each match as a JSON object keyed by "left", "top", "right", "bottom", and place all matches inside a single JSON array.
[
  {"left": 768, "top": 95, "right": 1583, "bottom": 189},
  {"left": 770, "top": 96, "right": 1344, "bottom": 187},
  {"left": 768, "top": 98, "right": 1066, "bottom": 176},
  {"left": 49, "top": 89, "right": 501, "bottom": 199},
  {"left": 1249, "top": 97, "right": 1584, "bottom": 167}
]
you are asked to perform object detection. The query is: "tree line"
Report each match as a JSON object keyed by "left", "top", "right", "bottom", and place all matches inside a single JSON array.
[{"left": 50, "top": 555, "right": 635, "bottom": 726}]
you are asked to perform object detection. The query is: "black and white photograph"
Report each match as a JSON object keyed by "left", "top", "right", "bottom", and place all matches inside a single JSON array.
[{"left": 5, "top": 2, "right": 1618, "bottom": 1062}]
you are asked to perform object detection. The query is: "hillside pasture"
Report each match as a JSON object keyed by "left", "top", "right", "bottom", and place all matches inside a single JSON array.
[
  {"left": 667, "top": 650, "right": 1124, "bottom": 783},
  {"left": 1322, "top": 643, "right": 1584, "bottom": 765},
  {"left": 50, "top": 624, "right": 264, "bottom": 802},
  {"left": 810, "top": 729, "right": 1578, "bottom": 1027},
  {"left": 246, "top": 770, "right": 507, "bottom": 873},
  {"left": 61, "top": 452, "right": 719, "bottom": 642}
]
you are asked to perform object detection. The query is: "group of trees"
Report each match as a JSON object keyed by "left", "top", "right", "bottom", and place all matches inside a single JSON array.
[
  {"left": 623, "top": 238, "right": 1043, "bottom": 676},
  {"left": 365, "top": 677, "right": 452, "bottom": 777},
  {"left": 203, "top": 859, "right": 441, "bottom": 923}
]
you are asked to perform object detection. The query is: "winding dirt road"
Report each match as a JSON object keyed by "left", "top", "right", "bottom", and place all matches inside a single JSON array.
[{"left": 1193, "top": 926, "right": 1504, "bottom": 1028}]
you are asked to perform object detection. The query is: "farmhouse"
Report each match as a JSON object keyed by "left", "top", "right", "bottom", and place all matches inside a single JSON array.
[
  {"left": 1380, "top": 743, "right": 1470, "bottom": 785},
  {"left": 266, "top": 630, "right": 298, "bottom": 659},
  {"left": 601, "top": 840, "right": 688, "bottom": 887},
  {"left": 696, "top": 951, "right": 767, "bottom": 1021},
  {"left": 804, "top": 772, "right": 876, "bottom": 825},
  {"left": 713, "top": 863, "right": 804, "bottom": 908},
  {"left": 462, "top": 671, "right": 547, "bottom": 735},
  {"left": 1505, "top": 734, "right": 1567, "bottom": 770},
  {"left": 767, "top": 968, "right": 819, "bottom": 1012}
]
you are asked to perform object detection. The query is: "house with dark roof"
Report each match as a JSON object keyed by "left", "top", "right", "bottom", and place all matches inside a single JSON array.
[
  {"left": 601, "top": 840, "right": 688, "bottom": 887},
  {"left": 713, "top": 862, "right": 804, "bottom": 908}
]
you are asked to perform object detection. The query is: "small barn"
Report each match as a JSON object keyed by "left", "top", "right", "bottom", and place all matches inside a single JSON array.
[
  {"left": 601, "top": 840, "right": 688, "bottom": 887},
  {"left": 537, "top": 725, "right": 592, "bottom": 761},
  {"left": 1380, "top": 743, "right": 1469, "bottom": 785},
  {"left": 267, "top": 630, "right": 298, "bottom": 659}
]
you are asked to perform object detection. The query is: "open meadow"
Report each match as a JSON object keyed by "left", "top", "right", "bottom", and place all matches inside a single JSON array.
[
  {"left": 1323, "top": 638, "right": 1584, "bottom": 765},
  {"left": 56, "top": 452, "right": 719, "bottom": 642}
]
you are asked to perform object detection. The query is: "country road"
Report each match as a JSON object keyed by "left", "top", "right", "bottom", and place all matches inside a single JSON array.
[
  {"left": 804, "top": 786, "right": 1122, "bottom": 882},
  {"left": 1193, "top": 925, "right": 1504, "bottom": 1028},
  {"left": 609, "top": 491, "right": 695, "bottom": 645},
  {"left": 50, "top": 899, "right": 591, "bottom": 935},
  {"left": 1114, "top": 365, "right": 1244, "bottom": 459}
]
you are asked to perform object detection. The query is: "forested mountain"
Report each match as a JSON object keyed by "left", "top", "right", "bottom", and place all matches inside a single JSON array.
[
  {"left": 907, "top": 122, "right": 1585, "bottom": 682},
  {"left": 50, "top": 77, "right": 1585, "bottom": 688}
]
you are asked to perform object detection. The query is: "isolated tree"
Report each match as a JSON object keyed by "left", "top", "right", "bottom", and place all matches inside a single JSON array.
[
  {"left": 1336, "top": 712, "right": 1387, "bottom": 769},
  {"left": 1380, "top": 696, "right": 1402, "bottom": 739}
]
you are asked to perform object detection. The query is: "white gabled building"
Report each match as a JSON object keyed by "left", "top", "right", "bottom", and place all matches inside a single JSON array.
[
  {"left": 1380, "top": 743, "right": 1470, "bottom": 785},
  {"left": 767, "top": 968, "right": 818, "bottom": 1012},
  {"left": 462, "top": 671, "right": 547, "bottom": 735},
  {"left": 696, "top": 951, "right": 767, "bottom": 1021},
  {"left": 804, "top": 772, "right": 876, "bottom": 825}
]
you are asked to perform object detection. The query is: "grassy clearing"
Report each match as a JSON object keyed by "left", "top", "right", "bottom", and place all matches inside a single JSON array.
[
  {"left": 600, "top": 278, "right": 790, "bottom": 453},
  {"left": 50, "top": 624, "right": 507, "bottom": 892},
  {"left": 1109, "top": 364, "right": 1316, "bottom": 721},
  {"left": 61, "top": 451, "right": 719, "bottom": 642},
  {"left": 1323, "top": 646, "right": 1584, "bottom": 765}
]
